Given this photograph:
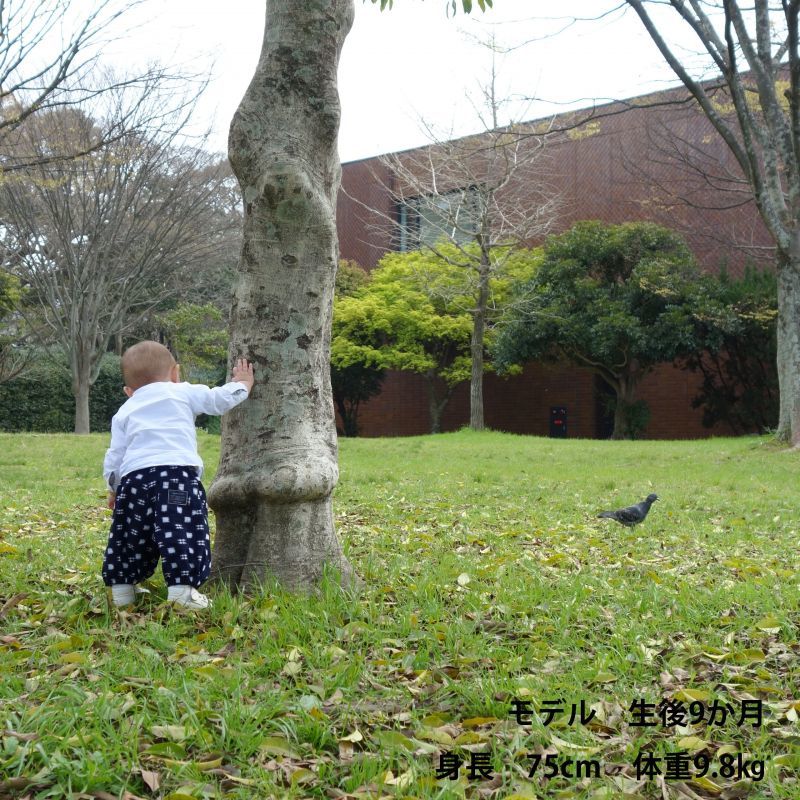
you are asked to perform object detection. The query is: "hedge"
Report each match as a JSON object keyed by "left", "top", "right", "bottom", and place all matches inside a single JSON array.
[{"left": 0, "top": 352, "right": 125, "bottom": 433}]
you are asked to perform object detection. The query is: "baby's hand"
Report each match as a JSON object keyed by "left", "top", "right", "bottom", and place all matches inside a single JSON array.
[
  {"left": 232, "top": 358, "right": 255, "bottom": 393},
  {"left": 107, "top": 491, "right": 116, "bottom": 510}
]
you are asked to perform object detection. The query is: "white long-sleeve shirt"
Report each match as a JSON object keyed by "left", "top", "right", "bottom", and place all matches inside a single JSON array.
[{"left": 103, "top": 380, "right": 249, "bottom": 490}]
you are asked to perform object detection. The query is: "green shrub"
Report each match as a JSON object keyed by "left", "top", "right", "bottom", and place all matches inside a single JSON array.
[
  {"left": 0, "top": 352, "right": 125, "bottom": 432},
  {"left": 681, "top": 266, "right": 778, "bottom": 434}
]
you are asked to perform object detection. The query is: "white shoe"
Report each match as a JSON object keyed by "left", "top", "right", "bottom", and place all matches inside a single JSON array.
[
  {"left": 111, "top": 584, "right": 135, "bottom": 607},
  {"left": 167, "top": 586, "right": 212, "bottom": 610},
  {"left": 110, "top": 585, "right": 151, "bottom": 608}
]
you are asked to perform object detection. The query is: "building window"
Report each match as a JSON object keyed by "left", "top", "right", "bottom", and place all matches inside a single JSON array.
[{"left": 396, "top": 187, "right": 479, "bottom": 251}]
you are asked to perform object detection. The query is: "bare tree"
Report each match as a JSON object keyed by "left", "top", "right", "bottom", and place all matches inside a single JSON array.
[
  {"left": 616, "top": 0, "right": 800, "bottom": 445},
  {"left": 615, "top": 103, "right": 775, "bottom": 263},
  {"left": 371, "top": 43, "right": 559, "bottom": 430},
  {"left": 0, "top": 89, "right": 235, "bottom": 433},
  {"left": 0, "top": 0, "right": 183, "bottom": 171}
]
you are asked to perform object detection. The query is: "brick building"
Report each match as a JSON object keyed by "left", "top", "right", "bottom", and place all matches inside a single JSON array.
[{"left": 335, "top": 88, "right": 774, "bottom": 439}]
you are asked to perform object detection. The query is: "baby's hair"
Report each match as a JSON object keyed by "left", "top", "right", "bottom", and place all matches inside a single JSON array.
[{"left": 122, "top": 341, "right": 176, "bottom": 390}]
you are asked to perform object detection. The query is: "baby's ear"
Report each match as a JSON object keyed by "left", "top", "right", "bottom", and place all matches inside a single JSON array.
[{"left": 123, "top": 386, "right": 134, "bottom": 398}]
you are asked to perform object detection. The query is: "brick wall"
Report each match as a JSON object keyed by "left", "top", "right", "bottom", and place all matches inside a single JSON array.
[
  {"left": 345, "top": 361, "right": 730, "bottom": 440},
  {"left": 335, "top": 88, "right": 772, "bottom": 440}
]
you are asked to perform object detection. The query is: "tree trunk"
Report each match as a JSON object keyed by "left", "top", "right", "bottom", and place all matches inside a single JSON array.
[
  {"left": 469, "top": 249, "right": 490, "bottom": 431},
  {"left": 73, "top": 375, "right": 91, "bottom": 434},
  {"left": 71, "top": 340, "right": 94, "bottom": 434},
  {"left": 611, "top": 375, "right": 638, "bottom": 440},
  {"left": 776, "top": 249, "right": 800, "bottom": 446},
  {"left": 334, "top": 395, "right": 359, "bottom": 437},
  {"left": 208, "top": 0, "right": 356, "bottom": 592},
  {"left": 425, "top": 371, "right": 453, "bottom": 434}
]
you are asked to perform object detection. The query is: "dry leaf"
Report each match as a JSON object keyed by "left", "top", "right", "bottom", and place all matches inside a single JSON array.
[
  {"left": 140, "top": 769, "right": 160, "bottom": 792},
  {"left": 0, "top": 592, "right": 28, "bottom": 618}
]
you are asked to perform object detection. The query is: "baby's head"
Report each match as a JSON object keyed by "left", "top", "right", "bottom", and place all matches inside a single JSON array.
[{"left": 121, "top": 341, "right": 178, "bottom": 395}]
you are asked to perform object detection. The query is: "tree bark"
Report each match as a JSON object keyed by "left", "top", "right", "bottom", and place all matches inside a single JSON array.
[
  {"left": 425, "top": 371, "right": 453, "bottom": 434},
  {"left": 469, "top": 247, "right": 490, "bottom": 431},
  {"left": 622, "top": 1, "right": 800, "bottom": 447},
  {"left": 611, "top": 375, "right": 639, "bottom": 440},
  {"left": 776, "top": 247, "right": 800, "bottom": 446},
  {"left": 71, "top": 339, "right": 95, "bottom": 434},
  {"left": 208, "top": 0, "right": 356, "bottom": 592},
  {"left": 333, "top": 394, "right": 359, "bottom": 437},
  {"left": 73, "top": 375, "right": 91, "bottom": 434}
]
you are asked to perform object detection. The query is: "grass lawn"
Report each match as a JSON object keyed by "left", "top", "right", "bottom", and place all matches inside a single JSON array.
[{"left": 1, "top": 430, "right": 799, "bottom": 800}]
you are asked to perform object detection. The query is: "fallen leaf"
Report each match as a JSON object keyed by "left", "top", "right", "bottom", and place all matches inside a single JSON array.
[
  {"left": 384, "top": 768, "right": 414, "bottom": 788},
  {"left": 194, "top": 753, "right": 224, "bottom": 771},
  {"left": 260, "top": 736, "right": 302, "bottom": 759},
  {"left": 674, "top": 689, "right": 711, "bottom": 703},
  {"left": 339, "top": 740, "right": 355, "bottom": 762},
  {"left": 677, "top": 736, "right": 708, "bottom": 752},
  {"left": 150, "top": 725, "right": 187, "bottom": 742},
  {"left": 1, "top": 730, "right": 38, "bottom": 741},
  {"left": 290, "top": 767, "right": 316, "bottom": 785},
  {"left": 462, "top": 716, "right": 499, "bottom": 728},
  {"left": 690, "top": 775, "right": 723, "bottom": 795},
  {"left": 374, "top": 730, "right": 414, "bottom": 750},
  {"left": 0, "top": 592, "right": 28, "bottom": 617},
  {"left": 590, "top": 671, "right": 617, "bottom": 685},
  {"left": 139, "top": 769, "right": 160, "bottom": 792},
  {"left": 282, "top": 660, "right": 302, "bottom": 677}
]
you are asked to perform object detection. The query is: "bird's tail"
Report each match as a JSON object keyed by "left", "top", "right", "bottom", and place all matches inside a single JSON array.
[{"left": 597, "top": 512, "right": 615, "bottom": 519}]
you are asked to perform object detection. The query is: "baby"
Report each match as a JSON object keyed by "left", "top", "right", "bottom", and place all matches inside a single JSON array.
[{"left": 102, "top": 341, "right": 254, "bottom": 610}]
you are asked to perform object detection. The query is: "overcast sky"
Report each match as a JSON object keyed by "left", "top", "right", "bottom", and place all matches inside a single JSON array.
[{"left": 95, "top": 0, "right": 697, "bottom": 163}]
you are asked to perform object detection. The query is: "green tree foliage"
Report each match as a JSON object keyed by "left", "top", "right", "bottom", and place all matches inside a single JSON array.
[
  {"left": 153, "top": 302, "right": 230, "bottom": 433},
  {"left": 0, "top": 271, "right": 18, "bottom": 314},
  {"left": 494, "top": 221, "right": 711, "bottom": 439},
  {"left": 0, "top": 270, "right": 31, "bottom": 384},
  {"left": 331, "top": 363, "right": 385, "bottom": 437},
  {"left": 373, "top": 242, "right": 540, "bottom": 325},
  {"left": 332, "top": 246, "right": 539, "bottom": 433},
  {"left": 682, "top": 266, "right": 778, "bottom": 434},
  {"left": 0, "top": 271, "right": 21, "bottom": 366},
  {"left": 159, "top": 303, "right": 229, "bottom": 379},
  {"left": 335, "top": 259, "right": 370, "bottom": 298},
  {"left": 332, "top": 253, "right": 471, "bottom": 433},
  {"left": 331, "top": 260, "right": 385, "bottom": 437},
  {"left": 380, "top": 48, "right": 557, "bottom": 431}
]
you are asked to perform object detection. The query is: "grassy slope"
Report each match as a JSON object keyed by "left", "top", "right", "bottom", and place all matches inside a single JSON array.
[{"left": 0, "top": 431, "right": 799, "bottom": 800}]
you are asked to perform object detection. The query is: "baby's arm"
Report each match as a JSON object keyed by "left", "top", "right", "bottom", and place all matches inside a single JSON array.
[
  {"left": 186, "top": 358, "right": 255, "bottom": 417},
  {"left": 103, "top": 415, "right": 126, "bottom": 506}
]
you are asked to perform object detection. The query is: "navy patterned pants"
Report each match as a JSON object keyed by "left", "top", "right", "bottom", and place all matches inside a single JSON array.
[{"left": 102, "top": 465, "right": 211, "bottom": 588}]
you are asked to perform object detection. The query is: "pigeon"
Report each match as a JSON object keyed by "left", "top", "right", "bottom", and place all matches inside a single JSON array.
[{"left": 597, "top": 493, "right": 658, "bottom": 527}]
